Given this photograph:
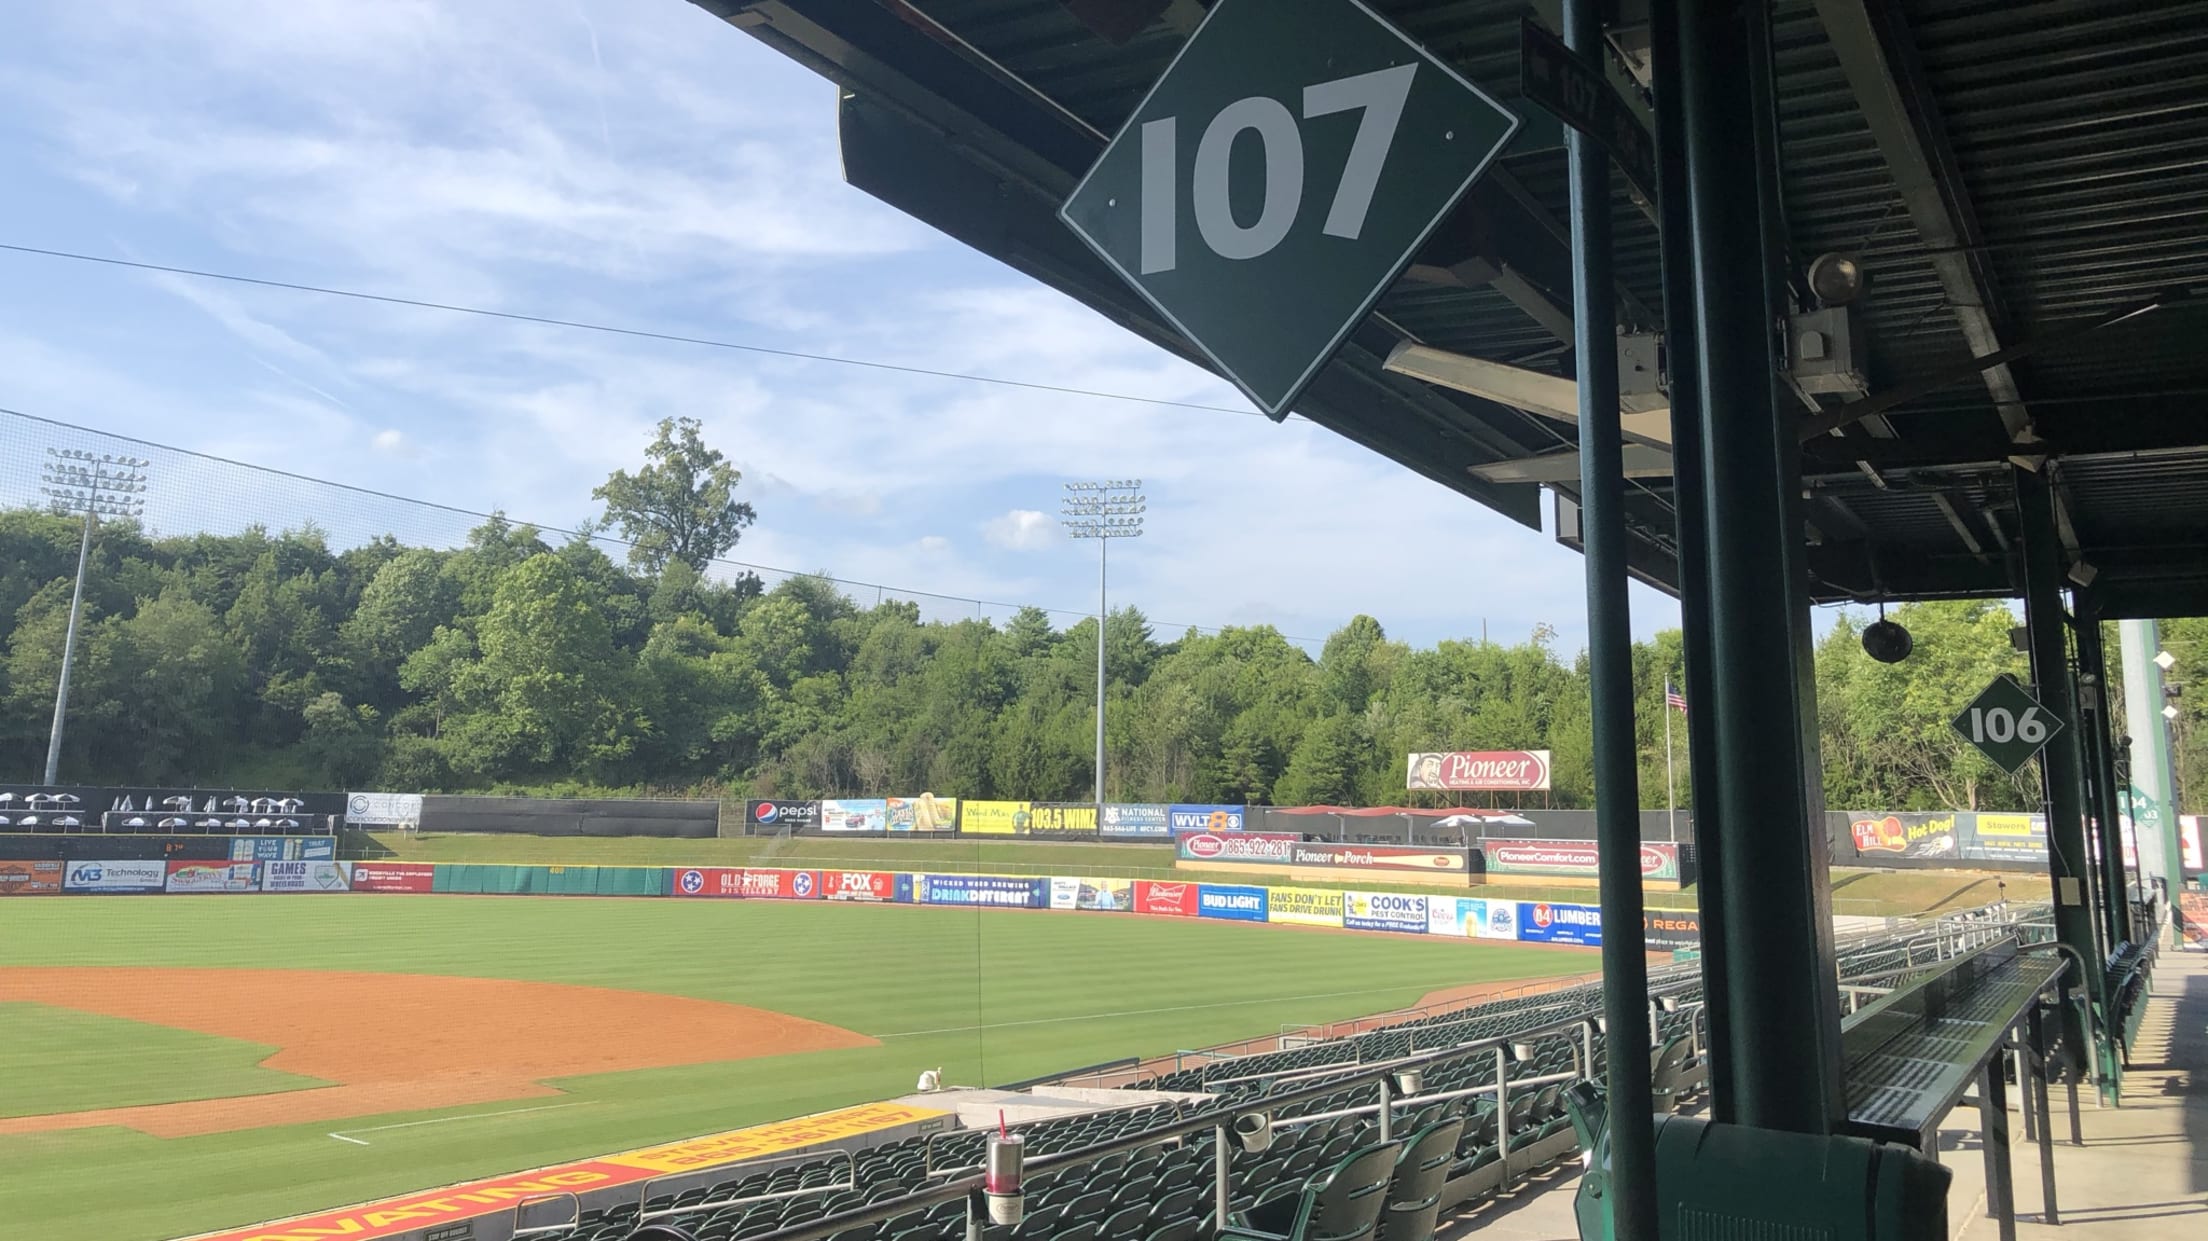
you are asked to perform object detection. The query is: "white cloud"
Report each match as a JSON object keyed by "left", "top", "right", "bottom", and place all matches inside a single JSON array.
[{"left": 983, "top": 509, "right": 1056, "bottom": 552}]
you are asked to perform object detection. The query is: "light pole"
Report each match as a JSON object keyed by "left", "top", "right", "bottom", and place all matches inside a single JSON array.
[
  {"left": 1061, "top": 480, "right": 1144, "bottom": 806},
  {"left": 38, "top": 448, "right": 150, "bottom": 785}
]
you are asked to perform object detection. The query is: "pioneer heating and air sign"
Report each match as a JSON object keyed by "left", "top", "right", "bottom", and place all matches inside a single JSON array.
[
  {"left": 1405, "top": 750, "right": 1552, "bottom": 791},
  {"left": 1479, "top": 839, "right": 1681, "bottom": 882}
]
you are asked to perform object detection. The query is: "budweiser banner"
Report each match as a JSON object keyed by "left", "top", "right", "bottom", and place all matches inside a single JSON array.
[
  {"left": 1480, "top": 838, "right": 1681, "bottom": 881},
  {"left": 1406, "top": 750, "right": 1552, "bottom": 791}
]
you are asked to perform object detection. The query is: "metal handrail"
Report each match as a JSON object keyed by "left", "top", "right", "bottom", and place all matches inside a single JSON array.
[
  {"left": 639, "top": 1149, "right": 855, "bottom": 1222},
  {"left": 721, "top": 1008, "right": 1655, "bottom": 1241},
  {"left": 508, "top": 1192, "right": 580, "bottom": 1239}
]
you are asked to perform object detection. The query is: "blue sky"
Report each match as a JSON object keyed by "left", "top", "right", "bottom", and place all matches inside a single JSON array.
[{"left": 0, "top": 0, "right": 1683, "bottom": 653}]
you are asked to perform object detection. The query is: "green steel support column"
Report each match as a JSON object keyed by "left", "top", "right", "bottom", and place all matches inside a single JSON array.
[
  {"left": 2074, "top": 613, "right": 2132, "bottom": 947},
  {"left": 1564, "top": 1, "right": 1658, "bottom": 1234},
  {"left": 2118, "top": 619, "right": 2185, "bottom": 925},
  {"left": 2014, "top": 467, "right": 2118, "bottom": 1101},
  {"left": 1649, "top": 0, "right": 1735, "bottom": 1121},
  {"left": 1679, "top": 0, "right": 1843, "bottom": 1134}
]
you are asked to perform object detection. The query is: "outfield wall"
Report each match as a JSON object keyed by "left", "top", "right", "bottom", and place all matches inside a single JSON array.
[{"left": 0, "top": 829, "right": 1675, "bottom": 951}]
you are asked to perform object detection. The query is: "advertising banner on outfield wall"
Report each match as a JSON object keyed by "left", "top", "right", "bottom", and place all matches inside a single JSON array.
[
  {"left": 1480, "top": 839, "right": 1680, "bottom": 881},
  {"left": 0, "top": 859, "right": 63, "bottom": 896},
  {"left": 1517, "top": 901, "right": 1602, "bottom": 946},
  {"left": 886, "top": 795, "right": 958, "bottom": 832},
  {"left": 1344, "top": 890, "right": 1427, "bottom": 934},
  {"left": 1029, "top": 803, "right": 1100, "bottom": 833},
  {"left": 742, "top": 869, "right": 821, "bottom": 899},
  {"left": 746, "top": 800, "right": 821, "bottom": 832},
  {"left": 1426, "top": 897, "right": 1517, "bottom": 938},
  {"left": 1101, "top": 803, "right": 1171, "bottom": 837},
  {"left": 1049, "top": 876, "right": 1134, "bottom": 911},
  {"left": 916, "top": 874, "right": 1044, "bottom": 907},
  {"left": 1290, "top": 840, "right": 1469, "bottom": 873},
  {"left": 1135, "top": 880, "right": 1197, "bottom": 917},
  {"left": 63, "top": 859, "right": 167, "bottom": 892},
  {"left": 820, "top": 870, "right": 901, "bottom": 902},
  {"left": 961, "top": 801, "right": 1031, "bottom": 836},
  {"left": 1268, "top": 886, "right": 1345, "bottom": 928},
  {"left": 1176, "top": 831, "right": 1299, "bottom": 863},
  {"left": 345, "top": 791, "right": 423, "bottom": 825},
  {"left": 1170, "top": 804, "right": 1246, "bottom": 833},
  {"left": 1197, "top": 883, "right": 1268, "bottom": 922},
  {"left": 673, "top": 867, "right": 744, "bottom": 897},
  {"left": 262, "top": 860, "right": 350, "bottom": 892},
  {"left": 1643, "top": 909, "right": 1702, "bottom": 950},
  {"left": 166, "top": 860, "right": 259, "bottom": 893},
  {"left": 229, "top": 836, "right": 337, "bottom": 862},
  {"left": 818, "top": 799, "right": 888, "bottom": 833},
  {"left": 1406, "top": 750, "right": 1553, "bottom": 791},
  {"left": 347, "top": 861, "right": 436, "bottom": 893}
]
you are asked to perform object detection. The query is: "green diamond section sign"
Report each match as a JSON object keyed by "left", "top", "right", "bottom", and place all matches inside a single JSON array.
[
  {"left": 1951, "top": 674, "right": 2066, "bottom": 775},
  {"left": 1059, "top": 0, "right": 1519, "bottom": 417}
]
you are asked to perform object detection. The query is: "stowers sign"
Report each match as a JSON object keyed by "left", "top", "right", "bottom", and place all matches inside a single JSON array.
[
  {"left": 1406, "top": 750, "right": 1551, "bottom": 791},
  {"left": 1480, "top": 838, "right": 1680, "bottom": 881}
]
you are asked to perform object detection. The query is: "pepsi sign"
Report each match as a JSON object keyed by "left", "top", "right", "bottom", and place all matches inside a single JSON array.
[{"left": 746, "top": 800, "right": 821, "bottom": 831}]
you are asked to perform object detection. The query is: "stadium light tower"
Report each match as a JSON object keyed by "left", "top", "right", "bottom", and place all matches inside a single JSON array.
[
  {"left": 38, "top": 448, "right": 150, "bottom": 785},
  {"left": 1061, "top": 480, "right": 1144, "bottom": 806}
]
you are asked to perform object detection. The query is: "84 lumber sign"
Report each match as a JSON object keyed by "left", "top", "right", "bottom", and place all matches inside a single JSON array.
[{"left": 1059, "top": 0, "right": 1519, "bottom": 417}]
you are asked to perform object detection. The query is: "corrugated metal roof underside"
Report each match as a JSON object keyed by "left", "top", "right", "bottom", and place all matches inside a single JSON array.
[{"left": 740, "top": 0, "right": 2208, "bottom": 609}]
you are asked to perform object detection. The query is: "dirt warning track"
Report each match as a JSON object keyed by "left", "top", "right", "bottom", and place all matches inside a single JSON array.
[{"left": 0, "top": 967, "right": 873, "bottom": 1138}]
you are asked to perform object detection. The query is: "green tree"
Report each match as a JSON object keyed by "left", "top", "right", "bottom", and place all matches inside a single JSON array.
[{"left": 592, "top": 416, "right": 757, "bottom": 577}]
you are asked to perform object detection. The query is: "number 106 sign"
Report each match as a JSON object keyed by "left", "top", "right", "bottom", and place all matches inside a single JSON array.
[
  {"left": 1950, "top": 675, "right": 2066, "bottom": 774},
  {"left": 1059, "top": 0, "right": 1520, "bottom": 417}
]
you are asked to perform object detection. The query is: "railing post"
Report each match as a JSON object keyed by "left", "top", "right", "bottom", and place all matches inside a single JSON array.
[
  {"left": 1495, "top": 1045, "right": 1512, "bottom": 1185},
  {"left": 1213, "top": 1124, "right": 1231, "bottom": 1227},
  {"left": 1377, "top": 1078, "right": 1394, "bottom": 1144}
]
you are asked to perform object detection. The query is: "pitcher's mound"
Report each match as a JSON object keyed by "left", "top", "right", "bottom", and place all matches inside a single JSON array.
[{"left": 0, "top": 967, "right": 873, "bottom": 1138}]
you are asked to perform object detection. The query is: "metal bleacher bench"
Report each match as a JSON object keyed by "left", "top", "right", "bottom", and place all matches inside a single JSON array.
[{"left": 1838, "top": 937, "right": 2075, "bottom": 1241}]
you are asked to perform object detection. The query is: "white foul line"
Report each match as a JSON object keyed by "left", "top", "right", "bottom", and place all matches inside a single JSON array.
[{"left": 327, "top": 1101, "right": 593, "bottom": 1145}]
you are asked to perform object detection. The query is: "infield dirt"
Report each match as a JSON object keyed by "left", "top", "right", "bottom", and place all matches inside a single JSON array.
[{"left": 0, "top": 967, "right": 873, "bottom": 1138}]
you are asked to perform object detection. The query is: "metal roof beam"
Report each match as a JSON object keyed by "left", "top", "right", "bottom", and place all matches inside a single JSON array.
[{"left": 1812, "top": 0, "right": 2032, "bottom": 441}]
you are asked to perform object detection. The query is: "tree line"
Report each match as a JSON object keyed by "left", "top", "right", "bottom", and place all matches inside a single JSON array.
[{"left": 3, "top": 421, "right": 2196, "bottom": 810}]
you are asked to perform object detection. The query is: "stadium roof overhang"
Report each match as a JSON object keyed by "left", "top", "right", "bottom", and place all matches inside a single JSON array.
[{"left": 694, "top": 0, "right": 2208, "bottom": 619}]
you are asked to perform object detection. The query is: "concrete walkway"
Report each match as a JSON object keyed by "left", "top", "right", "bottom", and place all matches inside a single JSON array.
[
  {"left": 1435, "top": 946, "right": 2208, "bottom": 1240},
  {"left": 1944, "top": 944, "right": 2208, "bottom": 1238}
]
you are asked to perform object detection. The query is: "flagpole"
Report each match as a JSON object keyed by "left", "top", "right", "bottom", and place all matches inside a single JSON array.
[{"left": 1664, "top": 690, "right": 1677, "bottom": 843}]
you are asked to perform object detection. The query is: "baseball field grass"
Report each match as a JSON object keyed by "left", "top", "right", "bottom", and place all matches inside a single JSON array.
[{"left": 0, "top": 894, "right": 1585, "bottom": 1241}]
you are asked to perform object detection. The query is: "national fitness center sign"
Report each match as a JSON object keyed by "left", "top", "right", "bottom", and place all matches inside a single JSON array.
[{"left": 1407, "top": 750, "right": 1553, "bottom": 791}]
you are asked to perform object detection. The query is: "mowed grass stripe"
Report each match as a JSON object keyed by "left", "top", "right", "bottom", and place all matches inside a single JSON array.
[
  {"left": 0, "top": 895, "right": 1579, "bottom": 1241},
  {"left": 0, "top": 1002, "right": 325, "bottom": 1118}
]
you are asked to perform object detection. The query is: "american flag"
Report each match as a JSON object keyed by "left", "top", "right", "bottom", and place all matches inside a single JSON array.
[{"left": 1665, "top": 680, "right": 1688, "bottom": 713}]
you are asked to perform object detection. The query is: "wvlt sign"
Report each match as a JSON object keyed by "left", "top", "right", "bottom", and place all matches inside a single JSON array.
[{"left": 1060, "top": 0, "right": 1519, "bottom": 416}]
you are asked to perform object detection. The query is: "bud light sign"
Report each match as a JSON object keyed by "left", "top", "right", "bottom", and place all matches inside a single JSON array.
[
  {"left": 1516, "top": 901, "right": 1602, "bottom": 946},
  {"left": 1344, "top": 890, "right": 1428, "bottom": 934},
  {"left": 1196, "top": 883, "right": 1268, "bottom": 922}
]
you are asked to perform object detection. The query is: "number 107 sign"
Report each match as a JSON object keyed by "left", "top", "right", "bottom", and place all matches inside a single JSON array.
[
  {"left": 1060, "top": 0, "right": 1519, "bottom": 416},
  {"left": 1951, "top": 675, "right": 2066, "bottom": 775}
]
